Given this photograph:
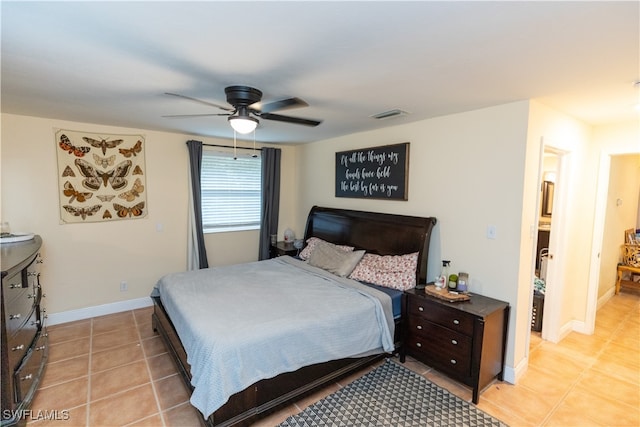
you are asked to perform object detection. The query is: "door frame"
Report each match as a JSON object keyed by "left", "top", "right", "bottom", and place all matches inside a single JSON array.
[
  {"left": 540, "top": 144, "right": 569, "bottom": 342},
  {"left": 585, "top": 148, "right": 639, "bottom": 334}
]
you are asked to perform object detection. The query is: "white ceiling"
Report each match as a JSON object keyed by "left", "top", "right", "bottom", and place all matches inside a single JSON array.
[{"left": 2, "top": 1, "right": 638, "bottom": 144}]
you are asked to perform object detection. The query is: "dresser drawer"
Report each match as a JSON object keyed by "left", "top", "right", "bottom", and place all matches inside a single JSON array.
[
  {"left": 407, "top": 296, "right": 474, "bottom": 336},
  {"left": 4, "top": 292, "right": 38, "bottom": 338},
  {"left": 407, "top": 314, "right": 471, "bottom": 354},
  {"left": 406, "top": 334, "right": 471, "bottom": 377},
  {"left": 7, "top": 309, "right": 39, "bottom": 371},
  {"left": 3, "top": 270, "right": 27, "bottom": 303},
  {"left": 14, "top": 330, "right": 48, "bottom": 404}
]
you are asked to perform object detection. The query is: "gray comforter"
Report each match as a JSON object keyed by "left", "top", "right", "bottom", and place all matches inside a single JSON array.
[{"left": 154, "top": 256, "right": 394, "bottom": 419}]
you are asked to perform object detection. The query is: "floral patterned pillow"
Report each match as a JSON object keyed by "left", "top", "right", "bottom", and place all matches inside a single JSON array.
[
  {"left": 349, "top": 252, "right": 419, "bottom": 290},
  {"left": 299, "top": 237, "right": 354, "bottom": 260}
]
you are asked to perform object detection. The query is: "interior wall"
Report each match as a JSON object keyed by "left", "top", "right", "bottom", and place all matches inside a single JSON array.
[
  {"left": 599, "top": 154, "right": 640, "bottom": 298},
  {"left": 0, "top": 113, "right": 298, "bottom": 314},
  {"left": 296, "top": 101, "right": 531, "bottom": 375},
  {"left": 592, "top": 120, "right": 640, "bottom": 301},
  {"left": 526, "top": 102, "right": 596, "bottom": 332}
]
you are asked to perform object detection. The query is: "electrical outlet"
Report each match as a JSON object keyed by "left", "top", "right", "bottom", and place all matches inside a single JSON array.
[{"left": 120, "top": 281, "right": 128, "bottom": 292}]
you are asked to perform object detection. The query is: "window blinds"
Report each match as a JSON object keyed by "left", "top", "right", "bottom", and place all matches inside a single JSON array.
[{"left": 201, "top": 150, "right": 262, "bottom": 232}]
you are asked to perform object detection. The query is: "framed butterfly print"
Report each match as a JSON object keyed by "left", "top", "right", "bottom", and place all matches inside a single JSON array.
[{"left": 55, "top": 129, "right": 148, "bottom": 223}]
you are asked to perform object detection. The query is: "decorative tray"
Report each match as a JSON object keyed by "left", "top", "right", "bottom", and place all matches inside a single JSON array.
[
  {"left": 0, "top": 233, "right": 35, "bottom": 244},
  {"left": 424, "top": 285, "right": 470, "bottom": 302}
]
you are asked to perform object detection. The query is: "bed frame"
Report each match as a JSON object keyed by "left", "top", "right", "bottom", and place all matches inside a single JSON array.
[{"left": 152, "top": 206, "right": 436, "bottom": 426}]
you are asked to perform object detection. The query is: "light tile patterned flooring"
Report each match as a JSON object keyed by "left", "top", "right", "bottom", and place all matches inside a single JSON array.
[{"left": 27, "top": 291, "right": 639, "bottom": 427}]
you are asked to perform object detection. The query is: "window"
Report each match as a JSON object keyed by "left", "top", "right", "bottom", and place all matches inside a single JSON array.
[{"left": 201, "top": 150, "right": 262, "bottom": 233}]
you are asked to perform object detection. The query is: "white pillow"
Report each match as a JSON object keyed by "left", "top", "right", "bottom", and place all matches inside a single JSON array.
[
  {"left": 308, "top": 241, "right": 365, "bottom": 277},
  {"left": 299, "top": 237, "right": 354, "bottom": 260}
]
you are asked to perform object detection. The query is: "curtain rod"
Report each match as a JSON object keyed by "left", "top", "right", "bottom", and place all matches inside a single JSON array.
[{"left": 202, "top": 143, "right": 262, "bottom": 151}]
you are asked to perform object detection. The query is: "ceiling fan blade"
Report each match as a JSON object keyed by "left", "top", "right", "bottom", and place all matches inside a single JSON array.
[
  {"left": 254, "top": 97, "right": 309, "bottom": 113},
  {"left": 165, "top": 92, "right": 234, "bottom": 111},
  {"left": 260, "top": 112, "right": 322, "bottom": 127},
  {"left": 162, "top": 113, "right": 231, "bottom": 118}
]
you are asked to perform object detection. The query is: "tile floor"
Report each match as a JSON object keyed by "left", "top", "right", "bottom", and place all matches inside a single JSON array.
[{"left": 26, "top": 290, "right": 639, "bottom": 427}]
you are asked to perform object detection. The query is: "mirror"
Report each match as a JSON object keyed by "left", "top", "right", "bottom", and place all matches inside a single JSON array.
[{"left": 541, "top": 181, "right": 554, "bottom": 217}]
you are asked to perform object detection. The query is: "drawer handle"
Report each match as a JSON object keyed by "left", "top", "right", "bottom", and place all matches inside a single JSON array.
[
  {"left": 36, "top": 259, "right": 44, "bottom": 264},
  {"left": 453, "top": 319, "right": 460, "bottom": 325},
  {"left": 416, "top": 342, "right": 422, "bottom": 348},
  {"left": 27, "top": 271, "right": 38, "bottom": 277},
  {"left": 418, "top": 306, "right": 424, "bottom": 312},
  {"left": 9, "top": 313, "right": 21, "bottom": 320},
  {"left": 450, "top": 359, "right": 457, "bottom": 365},
  {"left": 12, "top": 344, "right": 24, "bottom": 351},
  {"left": 36, "top": 345, "right": 46, "bottom": 351},
  {"left": 9, "top": 283, "right": 21, "bottom": 289},
  {"left": 21, "top": 374, "right": 33, "bottom": 381},
  {"left": 31, "top": 319, "right": 41, "bottom": 326},
  {"left": 451, "top": 339, "right": 458, "bottom": 345},
  {"left": 416, "top": 325, "right": 423, "bottom": 330},
  {"left": 27, "top": 293, "right": 35, "bottom": 299}
]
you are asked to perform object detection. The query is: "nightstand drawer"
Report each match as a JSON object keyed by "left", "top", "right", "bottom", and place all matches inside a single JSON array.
[
  {"left": 407, "top": 297, "right": 474, "bottom": 336},
  {"left": 406, "top": 334, "right": 471, "bottom": 377},
  {"left": 407, "top": 314, "right": 471, "bottom": 354}
]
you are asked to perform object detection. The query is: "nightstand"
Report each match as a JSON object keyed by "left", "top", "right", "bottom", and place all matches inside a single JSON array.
[
  {"left": 269, "top": 241, "right": 298, "bottom": 258},
  {"left": 402, "top": 288, "right": 509, "bottom": 404}
]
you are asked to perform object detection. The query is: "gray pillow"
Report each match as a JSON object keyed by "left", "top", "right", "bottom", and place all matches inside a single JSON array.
[{"left": 308, "top": 241, "right": 366, "bottom": 277}]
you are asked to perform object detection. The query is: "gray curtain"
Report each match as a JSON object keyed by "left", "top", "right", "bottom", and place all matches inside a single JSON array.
[
  {"left": 186, "top": 140, "right": 209, "bottom": 269},
  {"left": 259, "top": 147, "right": 281, "bottom": 260}
]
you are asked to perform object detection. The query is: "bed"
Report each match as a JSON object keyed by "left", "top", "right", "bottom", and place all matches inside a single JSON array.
[{"left": 151, "top": 206, "right": 437, "bottom": 426}]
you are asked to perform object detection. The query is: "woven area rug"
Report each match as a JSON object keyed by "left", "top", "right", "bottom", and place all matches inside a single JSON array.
[{"left": 279, "top": 359, "right": 508, "bottom": 427}]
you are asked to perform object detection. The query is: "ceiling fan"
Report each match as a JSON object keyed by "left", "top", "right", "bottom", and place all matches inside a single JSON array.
[{"left": 164, "top": 85, "right": 322, "bottom": 134}]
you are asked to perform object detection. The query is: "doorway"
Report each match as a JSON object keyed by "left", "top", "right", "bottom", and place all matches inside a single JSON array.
[
  {"left": 531, "top": 143, "right": 570, "bottom": 344},
  {"left": 532, "top": 150, "right": 558, "bottom": 338},
  {"left": 587, "top": 152, "right": 640, "bottom": 333}
]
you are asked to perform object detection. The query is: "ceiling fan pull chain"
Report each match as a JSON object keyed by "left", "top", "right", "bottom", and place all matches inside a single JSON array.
[
  {"left": 233, "top": 130, "right": 237, "bottom": 160},
  {"left": 252, "top": 131, "right": 258, "bottom": 158}
]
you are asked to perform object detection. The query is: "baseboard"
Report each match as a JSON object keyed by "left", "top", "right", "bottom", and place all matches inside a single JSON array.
[
  {"left": 47, "top": 296, "right": 153, "bottom": 326},
  {"left": 597, "top": 287, "right": 615, "bottom": 310},
  {"left": 502, "top": 365, "right": 522, "bottom": 384}
]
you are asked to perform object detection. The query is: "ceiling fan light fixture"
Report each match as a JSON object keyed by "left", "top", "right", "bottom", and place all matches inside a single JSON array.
[{"left": 228, "top": 115, "right": 258, "bottom": 134}]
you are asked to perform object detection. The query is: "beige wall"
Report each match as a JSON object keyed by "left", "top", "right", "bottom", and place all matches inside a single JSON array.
[
  {"left": 599, "top": 154, "right": 640, "bottom": 297},
  {"left": 593, "top": 120, "right": 640, "bottom": 299},
  {"left": 296, "top": 101, "right": 531, "bottom": 372},
  {"left": 526, "top": 101, "right": 594, "bottom": 340},
  {"left": 0, "top": 114, "right": 298, "bottom": 314}
]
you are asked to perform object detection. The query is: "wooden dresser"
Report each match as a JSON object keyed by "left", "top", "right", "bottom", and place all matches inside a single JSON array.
[
  {"left": 402, "top": 288, "right": 509, "bottom": 403},
  {"left": 1, "top": 236, "right": 47, "bottom": 427}
]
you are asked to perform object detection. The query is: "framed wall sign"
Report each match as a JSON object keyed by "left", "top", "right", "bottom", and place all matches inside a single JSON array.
[{"left": 335, "top": 142, "right": 409, "bottom": 200}]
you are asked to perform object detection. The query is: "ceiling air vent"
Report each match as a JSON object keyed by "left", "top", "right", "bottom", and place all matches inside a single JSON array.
[{"left": 370, "top": 109, "right": 411, "bottom": 120}]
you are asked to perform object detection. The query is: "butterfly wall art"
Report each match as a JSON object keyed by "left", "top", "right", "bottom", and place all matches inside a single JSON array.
[{"left": 55, "top": 129, "right": 148, "bottom": 224}]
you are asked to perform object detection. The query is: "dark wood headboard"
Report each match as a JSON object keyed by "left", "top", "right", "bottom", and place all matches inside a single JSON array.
[{"left": 303, "top": 206, "right": 437, "bottom": 285}]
